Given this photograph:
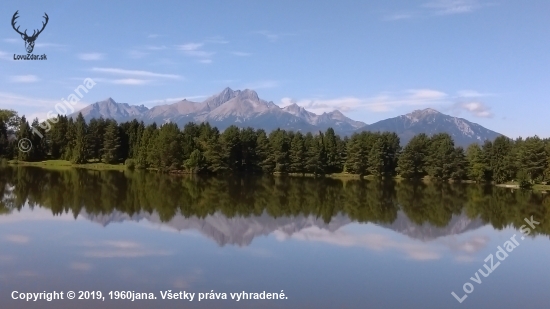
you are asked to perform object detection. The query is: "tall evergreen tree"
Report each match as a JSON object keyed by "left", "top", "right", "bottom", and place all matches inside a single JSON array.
[
  {"left": 517, "top": 136, "right": 547, "bottom": 183},
  {"left": 220, "top": 125, "right": 242, "bottom": 171},
  {"left": 16, "top": 116, "right": 33, "bottom": 161},
  {"left": 397, "top": 133, "right": 430, "bottom": 179},
  {"left": 269, "top": 129, "right": 290, "bottom": 173},
  {"left": 71, "top": 113, "right": 88, "bottom": 164},
  {"left": 426, "top": 133, "right": 455, "bottom": 180},
  {"left": 324, "top": 128, "right": 340, "bottom": 173},
  {"left": 255, "top": 130, "right": 275, "bottom": 173},
  {"left": 289, "top": 132, "right": 306, "bottom": 174},
  {"left": 240, "top": 127, "right": 258, "bottom": 172},
  {"left": 490, "top": 136, "right": 515, "bottom": 183},
  {"left": 345, "top": 133, "right": 367, "bottom": 175},
  {"left": 451, "top": 146, "right": 468, "bottom": 180},
  {"left": 466, "top": 143, "right": 489, "bottom": 182},
  {"left": 102, "top": 120, "right": 121, "bottom": 164}
]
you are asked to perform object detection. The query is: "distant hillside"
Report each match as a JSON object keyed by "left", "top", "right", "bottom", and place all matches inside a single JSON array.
[
  {"left": 72, "top": 88, "right": 504, "bottom": 146},
  {"left": 73, "top": 88, "right": 366, "bottom": 135},
  {"left": 356, "top": 108, "right": 503, "bottom": 147}
]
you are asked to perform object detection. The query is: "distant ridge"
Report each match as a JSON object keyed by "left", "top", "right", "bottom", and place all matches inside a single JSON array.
[
  {"left": 72, "top": 87, "right": 504, "bottom": 147},
  {"left": 74, "top": 88, "right": 365, "bottom": 134},
  {"left": 356, "top": 108, "right": 503, "bottom": 147}
]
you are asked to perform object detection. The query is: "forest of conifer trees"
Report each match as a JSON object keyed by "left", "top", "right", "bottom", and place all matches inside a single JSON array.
[{"left": 1, "top": 110, "right": 549, "bottom": 185}]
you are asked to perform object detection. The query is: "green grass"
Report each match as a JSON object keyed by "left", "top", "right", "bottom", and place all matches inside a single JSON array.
[
  {"left": 533, "top": 184, "right": 550, "bottom": 192},
  {"left": 7, "top": 159, "right": 127, "bottom": 171}
]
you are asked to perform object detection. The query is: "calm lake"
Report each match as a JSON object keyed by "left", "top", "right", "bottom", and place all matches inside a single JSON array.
[{"left": 0, "top": 167, "right": 549, "bottom": 308}]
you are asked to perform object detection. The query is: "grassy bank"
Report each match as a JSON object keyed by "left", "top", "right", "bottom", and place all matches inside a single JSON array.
[{"left": 8, "top": 160, "right": 127, "bottom": 171}]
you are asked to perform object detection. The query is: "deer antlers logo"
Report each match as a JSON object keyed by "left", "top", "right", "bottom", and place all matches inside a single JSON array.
[{"left": 11, "top": 10, "right": 49, "bottom": 54}]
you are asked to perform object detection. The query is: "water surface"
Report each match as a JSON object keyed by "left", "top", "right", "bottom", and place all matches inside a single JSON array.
[{"left": 1, "top": 167, "right": 549, "bottom": 308}]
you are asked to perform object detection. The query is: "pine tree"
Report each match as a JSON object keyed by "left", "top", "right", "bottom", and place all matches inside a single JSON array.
[
  {"left": 255, "top": 130, "right": 275, "bottom": 173},
  {"left": 71, "top": 113, "right": 88, "bottom": 164},
  {"left": 16, "top": 116, "right": 33, "bottom": 161},
  {"left": 381, "top": 132, "right": 401, "bottom": 176},
  {"left": 345, "top": 133, "right": 367, "bottom": 175},
  {"left": 185, "top": 149, "right": 206, "bottom": 173},
  {"left": 517, "top": 136, "right": 546, "bottom": 183},
  {"left": 30, "top": 118, "right": 48, "bottom": 161},
  {"left": 324, "top": 128, "right": 340, "bottom": 173},
  {"left": 102, "top": 121, "right": 121, "bottom": 164},
  {"left": 136, "top": 123, "right": 156, "bottom": 168},
  {"left": 426, "top": 133, "right": 455, "bottom": 180},
  {"left": 289, "top": 132, "right": 306, "bottom": 174},
  {"left": 451, "top": 146, "right": 468, "bottom": 180},
  {"left": 221, "top": 125, "right": 242, "bottom": 171},
  {"left": 240, "top": 127, "right": 258, "bottom": 172},
  {"left": 86, "top": 118, "right": 106, "bottom": 161},
  {"left": 368, "top": 137, "right": 385, "bottom": 177},
  {"left": 0, "top": 119, "right": 9, "bottom": 159},
  {"left": 204, "top": 134, "right": 226, "bottom": 173},
  {"left": 269, "top": 129, "right": 290, "bottom": 173},
  {"left": 156, "top": 123, "right": 182, "bottom": 170},
  {"left": 490, "top": 136, "right": 515, "bottom": 183},
  {"left": 397, "top": 133, "right": 429, "bottom": 179},
  {"left": 466, "top": 143, "right": 489, "bottom": 182}
]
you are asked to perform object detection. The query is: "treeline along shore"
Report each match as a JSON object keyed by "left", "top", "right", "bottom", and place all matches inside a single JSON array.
[
  {"left": 0, "top": 168, "right": 549, "bottom": 236},
  {"left": 0, "top": 110, "right": 549, "bottom": 187}
]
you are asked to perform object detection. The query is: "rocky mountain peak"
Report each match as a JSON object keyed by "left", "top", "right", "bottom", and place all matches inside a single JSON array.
[{"left": 236, "top": 89, "right": 259, "bottom": 101}]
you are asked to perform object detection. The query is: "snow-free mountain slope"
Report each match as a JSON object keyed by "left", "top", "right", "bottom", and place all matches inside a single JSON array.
[
  {"left": 357, "top": 108, "right": 503, "bottom": 147},
  {"left": 72, "top": 88, "right": 503, "bottom": 146}
]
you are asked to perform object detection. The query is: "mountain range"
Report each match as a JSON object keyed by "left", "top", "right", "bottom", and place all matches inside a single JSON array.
[{"left": 72, "top": 87, "right": 503, "bottom": 147}]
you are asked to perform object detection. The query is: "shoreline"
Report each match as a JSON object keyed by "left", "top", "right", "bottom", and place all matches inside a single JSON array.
[{"left": 4, "top": 160, "right": 549, "bottom": 192}]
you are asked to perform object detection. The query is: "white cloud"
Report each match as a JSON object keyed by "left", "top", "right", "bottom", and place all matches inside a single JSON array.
[
  {"left": 10, "top": 75, "right": 39, "bottom": 83},
  {"left": 177, "top": 42, "right": 215, "bottom": 62},
  {"left": 78, "top": 53, "right": 104, "bottom": 61},
  {"left": 280, "top": 89, "right": 450, "bottom": 114},
  {"left": 408, "top": 89, "right": 448, "bottom": 100},
  {"left": 138, "top": 95, "right": 207, "bottom": 107},
  {"left": 455, "top": 101, "right": 493, "bottom": 118},
  {"left": 452, "top": 90, "right": 495, "bottom": 117},
  {"left": 81, "top": 241, "right": 172, "bottom": 258},
  {"left": 275, "top": 227, "right": 442, "bottom": 261},
  {"left": 423, "top": 0, "right": 483, "bottom": 15},
  {"left": 111, "top": 79, "right": 151, "bottom": 85},
  {"left": 0, "top": 92, "right": 90, "bottom": 121},
  {"left": 178, "top": 43, "right": 204, "bottom": 51},
  {"left": 387, "top": 0, "right": 488, "bottom": 21},
  {"left": 91, "top": 67, "right": 181, "bottom": 79},
  {"left": 253, "top": 30, "right": 296, "bottom": 42}
]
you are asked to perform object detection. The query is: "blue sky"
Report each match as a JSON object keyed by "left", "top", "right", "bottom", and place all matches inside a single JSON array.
[{"left": 0, "top": 0, "right": 549, "bottom": 138}]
